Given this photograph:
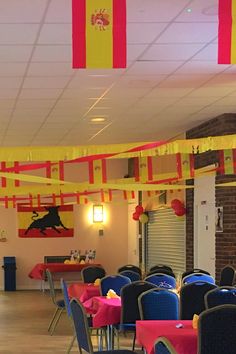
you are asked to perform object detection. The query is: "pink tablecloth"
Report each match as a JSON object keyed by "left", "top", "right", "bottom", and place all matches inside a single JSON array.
[
  {"left": 136, "top": 320, "right": 197, "bottom": 354},
  {"left": 83, "top": 296, "right": 121, "bottom": 328},
  {"left": 28, "top": 263, "right": 101, "bottom": 279},
  {"left": 68, "top": 283, "right": 100, "bottom": 303}
]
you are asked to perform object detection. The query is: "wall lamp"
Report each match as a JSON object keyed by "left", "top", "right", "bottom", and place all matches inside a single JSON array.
[{"left": 93, "top": 204, "right": 104, "bottom": 223}]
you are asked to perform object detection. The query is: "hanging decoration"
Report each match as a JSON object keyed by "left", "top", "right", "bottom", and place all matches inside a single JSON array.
[
  {"left": 218, "top": 0, "right": 236, "bottom": 64},
  {"left": 72, "top": 0, "right": 126, "bottom": 68},
  {"left": 171, "top": 199, "right": 186, "bottom": 217},
  {"left": 132, "top": 205, "right": 148, "bottom": 223}
]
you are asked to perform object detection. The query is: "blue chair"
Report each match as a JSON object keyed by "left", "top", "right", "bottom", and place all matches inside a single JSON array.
[
  {"left": 61, "top": 279, "right": 76, "bottom": 353},
  {"left": 145, "top": 273, "right": 176, "bottom": 289},
  {"left": 138, "top": 288, "right": 179, "bottom": 320},
  {"left": 205, "top": 286, "right": 236, "bottom": 309},
  {"left": 154, "top": 337, "right": 177, "bottom": 354},
  {"left": 118, "top": 264, "right": 142, "bottom": 276},
  {"left": 182, "top": 273, "right": 215, "bottom": 285},
  {"left": 70, "top": 298, "right": 137, "bottom": 354},
  {"left": 120, "top": 281, "right": 157, "bottom": 350},
  {"left": 182, "top": 268, "right": 210, "bottom": 279},
  {"left": 119, "top": 270, "right": 141, "bottom": 282},
  {"left": 100, "top": 275, "right": 131, "bottom": 296},
  {"left": 46, "top": 269, "right": 65, "bottom": 335}
]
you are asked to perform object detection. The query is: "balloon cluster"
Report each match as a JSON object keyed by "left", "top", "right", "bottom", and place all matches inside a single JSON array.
[
  {"left": 171, "top": 199, "right": 186, "bottom": 217},
  {"left": 132, "top": 205, "right": 149, "bottom": 223}
]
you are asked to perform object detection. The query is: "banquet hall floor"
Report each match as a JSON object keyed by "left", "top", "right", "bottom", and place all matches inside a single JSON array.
[{"left": 0, "top": 290, "right": 136, "bottom": 353}]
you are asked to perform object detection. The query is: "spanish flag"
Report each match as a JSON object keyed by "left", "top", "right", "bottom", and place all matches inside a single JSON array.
[
  {"left": 218, "top": 0, "right": 236, "bottom": 63},
  {"left": 72, "top": 0, "right": 126, "bottom": 68}
]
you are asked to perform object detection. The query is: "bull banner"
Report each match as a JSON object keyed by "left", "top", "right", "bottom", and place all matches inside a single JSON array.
[{"left": 17, "top": 205, "right": 74, "bottom": 238}]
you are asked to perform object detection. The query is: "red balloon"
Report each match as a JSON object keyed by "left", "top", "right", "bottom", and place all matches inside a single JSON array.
[
  {"left": 175, "top": 207, "right": 186, "bottom": 216},
  {"left": 132, "top": 212, "right": 140, "bottom": 221},
  {"left": 171, "top": 199, "right": 183, "bottom": 210},
  {"left": 135, "top": 205, "right": 144, "bottom": 214}
]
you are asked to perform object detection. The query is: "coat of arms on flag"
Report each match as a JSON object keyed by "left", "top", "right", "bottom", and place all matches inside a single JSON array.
[{"left": 18, "top": 205, "right": 74, "bottom": 238}]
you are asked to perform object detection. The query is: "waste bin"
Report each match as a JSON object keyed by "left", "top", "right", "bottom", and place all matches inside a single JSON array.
[{"left": 2, "top": 256, "right": 16, "bottom": 291}]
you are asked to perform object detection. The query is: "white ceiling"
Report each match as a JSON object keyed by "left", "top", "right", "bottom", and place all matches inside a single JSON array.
[{"left": 0, "top": 0, "right": 234, "bottom": 147}]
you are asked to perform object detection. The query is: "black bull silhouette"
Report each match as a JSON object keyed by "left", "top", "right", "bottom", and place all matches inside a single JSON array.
[{"left": 24, "top": 206, "right": 69, "bottom": 236}]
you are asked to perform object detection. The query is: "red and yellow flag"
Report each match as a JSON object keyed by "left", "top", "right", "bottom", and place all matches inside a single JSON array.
[
  {"left": 219, "top": 149, "right": 236, "bottom": 174},
  {"left": 176, "top": 153, "right": 194, "bottom": 180},
  {"left": 72, "top": 0, "right": 126, "bottom": 68},
  {"left": 218, "top": 0, "right": 236, "bottom": 63},
  {"left": 88, "top": 159, "right": 107, "bottom": 184}
]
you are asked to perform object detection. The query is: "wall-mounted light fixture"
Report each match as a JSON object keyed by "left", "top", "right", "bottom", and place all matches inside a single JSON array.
[{"left": 93, "top": 204, "right": 104, "bottom": 223}]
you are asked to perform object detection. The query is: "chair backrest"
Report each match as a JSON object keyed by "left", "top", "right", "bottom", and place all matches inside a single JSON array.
[
  {"left": 219, "top": 265, "right": 235, "bottom": 286},
  {"left": 182, "top": 273, "right": 215, "bottom": 285},
  {"left": 138, "top": 288, "right": 179, "bottom": 320},
  {"left": 180, "top": 281, "right": 217, "bottom": 320},
  {"left": 144, "top": 273, "right": 176, "bottom": 289},
  {"left": 45, "top": 268, "right": 57, "bottom": 305},
  {"left": 181, "top": 268, "right": 210, "bottom": 279},
  {"left": 198, "top": 304, "right": 236, "bottom": 354},
  {"left": 81, "top": 266, "right": 106, "bottom": 283},
  {"left": 149, "top": 264, "right": 173, "bottom": 273},
  {"left": 60, "top": 278, "right": 71, "bottom": 317},
  {"left": 146, "top": 269, "right": 176, "bottom": 279},
  {"left": 154, "top": 337, "right": 178, "bottom": 354},
  {"left": 119, "top": 270, "right": 141, "bottom": 282},
  {"left": 205, "top": 286, "right": 236, "bottom": 309},
  {"left": 100, "top": 274, "right": 131, "bottom": 296},
  {"left": 70, "top": 298, "right": 93, "bottom": 354},
  {"left": 120, "top": 281, "right": 156, "bottom": 324},
  {"left": 118, "top": 264, "right": 142, "bottom": 276}
]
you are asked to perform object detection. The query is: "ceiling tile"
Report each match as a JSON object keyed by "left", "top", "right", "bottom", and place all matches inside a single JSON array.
[
  {"left": 19, "top": 89, "right": 63, "bottom": 99},
  {"left": 28, "top": 62, "right": 73, "bottom": 76},
  {"left": 156, "top": 22, "right": 217, "bottom": 43},
  {"left": 0, "top": 24, "right": 40, "bottom": 44},
  {"left": 141, "top": 44, "right": 204, "bottom": 61},
  {"left": 0, "top": 63, "right": 27, "bottom": 76},
  {"left": 23, "top": 77, "right": 71, "bottom": 89},
  {"left": 176, "top": 0, "right": 218, "bottom": 22},
  {"left": 127, "top": 61, "right": 184, "bottom": 75},
  {"left": 0, "top": 45, "right": 33, "bottom": 62},
  {"left": 45, "top": 0, "right": 71, "bottom": 23},
  {"left": 32, "top": 45, "right": 71, "bottom": 62},
  {"left": 0, "top": 0, "right": 47, "bottom": 23},
  {"left": 175, "top": 61, "right": 230, "bottom": 74},
  {"left": 128, "top": 23, "right": 168, "bottom": 44},
  {"left": 38, "top": 24, "right": 71, "bottom": 44}
]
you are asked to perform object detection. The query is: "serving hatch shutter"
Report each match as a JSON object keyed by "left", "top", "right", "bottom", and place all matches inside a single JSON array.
[{"left": 146, "top": 208, "right": 185, "bottom": 276}]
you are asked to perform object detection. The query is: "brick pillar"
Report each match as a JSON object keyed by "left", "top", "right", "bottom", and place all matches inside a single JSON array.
[{"left": 186, "top": 114, "right": 236, "bottom": 282}]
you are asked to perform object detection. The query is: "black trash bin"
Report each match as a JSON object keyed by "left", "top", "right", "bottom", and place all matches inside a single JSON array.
[{"left": 2, "top": 256, "right": 16, "bottom": 291}]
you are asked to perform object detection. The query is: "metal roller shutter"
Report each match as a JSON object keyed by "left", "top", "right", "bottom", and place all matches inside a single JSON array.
[{"left": 146, "top": 208, "right": 185, "bottom": 276}]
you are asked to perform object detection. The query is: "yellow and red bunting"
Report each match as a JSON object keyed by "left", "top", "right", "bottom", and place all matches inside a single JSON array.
[
  {"left": 219, "top": 149, "right": 236, "bottom": 174},
  {"left": 89, "top": 159, "right": 107, "bottom": 184},
  {"left": 123, "top": 190, "right": 135, "bottom": 200},
  {"left": 17, "top": 204, "right": 73, "bottom": 238},
  {"left": 176, "top": 153, "right": 194, "bottom": 180},
  {"left": 1, "top": 162, "right": 20, "bottom": 188},
  {"left": 134, "top": 157, "right": 153, "bottom": 182},
  {"left": 218, "top": 0, "right": 236, "bottom": 63},
  {"left": 72, "top": 0, "right": 126, "bottom": 68},
  {"left": 101, "top": 189, "right": 112, "bottom": 203},
  {"left": 46, "top": 161, "right": 64, "bottom": 182},
  {"left": 76, "top": 193, "right": 88, "bottom": 204}
]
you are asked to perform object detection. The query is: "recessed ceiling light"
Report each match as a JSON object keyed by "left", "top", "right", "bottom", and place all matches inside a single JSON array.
[
  {"left": 91, "top": 117, "right": 106, "bottom": 122},
  {"left": 186, "top": 8, "right": 192, "bottom": 13}
]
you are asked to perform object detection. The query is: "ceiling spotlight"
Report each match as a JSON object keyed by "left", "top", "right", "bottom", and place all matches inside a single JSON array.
[
  {"left": 91, "top": 117, "right": 106, "bottom": 122},
  {"left": 186, "top": 8, "right": 192, "bottom": 13}
]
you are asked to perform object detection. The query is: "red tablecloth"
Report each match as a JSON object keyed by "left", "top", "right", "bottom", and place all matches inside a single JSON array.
[
  {"left": 136, "top": 320, "right": 197, "bottom": 354},
  {"left": 83, "top": 296, "right": 121, "bottom": 328},
  {"left": 68, "top": 283, "right": 100, "bottom": 303},
  {"left": 28, "top": 263, "right": 101, "bottom": 280}
]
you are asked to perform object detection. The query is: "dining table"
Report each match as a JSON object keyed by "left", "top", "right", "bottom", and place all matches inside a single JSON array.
[
  {"left": 136, "top": 320, "right": 198, "bottom": 354},
  {"left": 68, "top": 282, "right": 100, "bottom": 303},
  {"left": 83, "top": 295, "right": 122, "bottom": 349}
]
